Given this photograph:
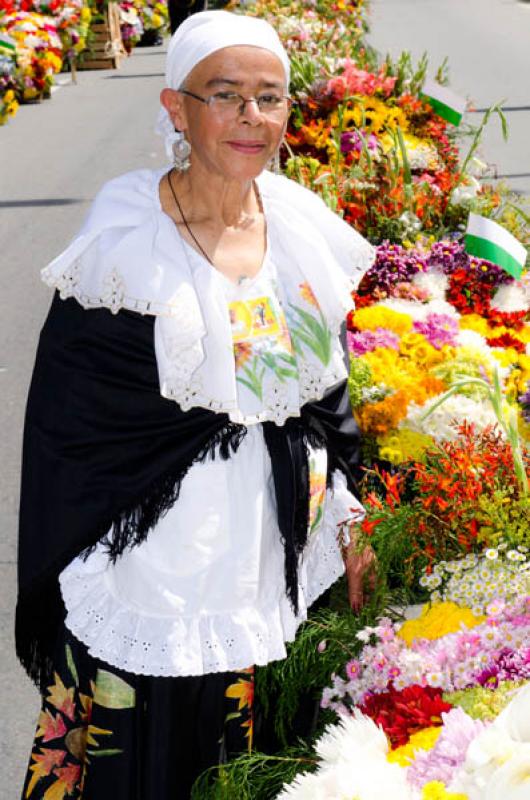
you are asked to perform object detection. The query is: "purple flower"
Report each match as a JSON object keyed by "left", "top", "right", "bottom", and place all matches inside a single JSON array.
[
  {"left": 347, "top": 327, "right": 400, "bottom": 355},
  {"left": 413, "top": 314, "right": 459, "bottom": 350},
  {"left": 340, "top": 130, "right": 378, "bottom": 155},
  {"left": 474, "top": 647, "right": 530, "bottom": 688},
  {"left": 407, "top": 707, "right": 486, "bottom": 789}
]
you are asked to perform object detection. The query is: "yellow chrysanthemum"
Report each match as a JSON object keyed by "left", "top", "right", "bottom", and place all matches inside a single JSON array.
[
  {"left": 388, "top": 726, "right": 442, "bottom": 766},
  {"left": 353, "top": 306, "right": 413, "bottom": 336},
  {"left": 398, "top": 602, "right": 485, "bottom": 645},
  {"left": 377, "top": 428, "right": 434, "bottom": 464},
  {"left": 422, "top": 782, "right": 468, "bottom": 800},
  {"left": 380, "top": 131, "right": 439, "bottom": 170},
  {"left": 400, "top": 333, "right": 447, "bottom": 368}
]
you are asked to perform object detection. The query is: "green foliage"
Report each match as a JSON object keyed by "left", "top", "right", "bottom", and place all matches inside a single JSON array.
[
  {"left": 443, "top": 682, "right": 524, "bottom": 721},
  {"left": 357, "top": 495, "right": 427, "bottom": 598},
  {"left": 191, "top": 746, "right": 317, "bottom": 800},
  {"left": 289, "top": 52, "right": 320, "bottom": 95},
  {"left": 383, "top": 51, "right": 429, "bottom": 98},
  {"left": 254, "top": 599, "right": 383, "bottom": 747},
  {"left": 476, "top": 491, "right": 530, "bottom": 550},
  {"left": 348, "top": 358, "right": 373, "bottom": 409}
]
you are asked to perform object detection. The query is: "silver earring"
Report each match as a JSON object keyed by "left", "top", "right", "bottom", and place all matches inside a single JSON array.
[{"left": 172, "top": 131, "right": 191, "bottom": 172}]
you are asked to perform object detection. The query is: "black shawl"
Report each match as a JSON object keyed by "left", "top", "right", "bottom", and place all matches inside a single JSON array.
[{"left": 17, "top": 293, "right": 360, "bottom": 690}]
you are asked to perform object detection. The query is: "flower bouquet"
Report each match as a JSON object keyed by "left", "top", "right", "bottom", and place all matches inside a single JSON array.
[
  {"left": 134, "top": 0, "right": 167, "bottom": 45},
  {"left": 1, "top": 9, "right": 63, "bottom": 101},
  {"left": 276, "top": 673, "right": 530, "bottom": 799},
  {"left": 348, "top": 237, "right": 530, "bottom": 469},
  {"left": 0, "top": 30, "right": 19, "bottom": 123},
  {"left": 4, "top": 0, "right": 92, "bottom": 59}
]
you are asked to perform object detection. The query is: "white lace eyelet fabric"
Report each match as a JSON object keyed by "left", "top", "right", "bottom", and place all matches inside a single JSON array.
[
  {"left": 42, "top": 166, "right": 375, "bottom": 425},
  {"left": 60, "top": 426, "right": 364, "bottom": 678}
]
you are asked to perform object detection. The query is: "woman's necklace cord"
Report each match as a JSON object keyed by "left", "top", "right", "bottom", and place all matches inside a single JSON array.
[
  {"left": 167, "top": 169, "right": 262, "bottom": 285},
  {"left": 167, "top": 169, "right": 214, "bottom": 266}
]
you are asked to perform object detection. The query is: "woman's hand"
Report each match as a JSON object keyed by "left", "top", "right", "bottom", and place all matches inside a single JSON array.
[{"left": 343, "top": 542, "right": 376, "bottom": 613}]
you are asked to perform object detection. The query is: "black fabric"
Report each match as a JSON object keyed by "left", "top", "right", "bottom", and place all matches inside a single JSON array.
[
  {"left": 21, "top": 623, "right": 254, "bottom": 800},
  {"left": 16, "top": 293, "right": 360, "bottom": 691},
  {"left": 167, "top": 0, "right": 208, "bottom": 35}
]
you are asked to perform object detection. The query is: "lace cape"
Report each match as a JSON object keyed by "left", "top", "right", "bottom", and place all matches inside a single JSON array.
[{"left": 42, "top": 167, "right": 375, "bottom": 424}]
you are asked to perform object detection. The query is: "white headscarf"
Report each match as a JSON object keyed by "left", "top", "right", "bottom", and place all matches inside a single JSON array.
[{"left": 155, "top": 10, "right": 290, "bottom": 158}]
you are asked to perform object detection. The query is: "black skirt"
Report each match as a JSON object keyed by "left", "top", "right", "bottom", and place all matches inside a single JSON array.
[{"left": 22, "top": 624, "right": 254, "bottom": 800}]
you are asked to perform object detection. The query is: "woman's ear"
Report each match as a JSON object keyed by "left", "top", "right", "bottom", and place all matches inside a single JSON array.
[{"left": 160, "top": 88, "right": 187, "bottom": 132}]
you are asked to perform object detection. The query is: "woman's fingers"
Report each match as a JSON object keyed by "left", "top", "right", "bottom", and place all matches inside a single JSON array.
[{"left": 344, "top": 545, "right": 376, "bottom": 612}]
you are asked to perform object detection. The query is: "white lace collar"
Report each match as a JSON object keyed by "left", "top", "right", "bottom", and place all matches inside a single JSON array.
[{"left": 42, "top": 166, "right": 375, "bottom": 425}]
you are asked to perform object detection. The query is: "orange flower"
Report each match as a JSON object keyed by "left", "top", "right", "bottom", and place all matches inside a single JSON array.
[
  {"left": 234, "top": 342, "right": 253, "bottom": 370},
  {"left": 46, "top": 673, "right": 76, "bottom": 722},
  {"left": 25, "top": 748, "right": 66, "bottom": 798},
  {"left": 299, "top": 282, "right": 319, "bottom": 308},
  {"left": 225, "top": 677, "right": 254, "bottom": 711},
  {"left": 35, "top": 710, "right": 67, "bottom": 743},
  {"left": 355, "top": 390, "right": 408, "bottom": 437}
]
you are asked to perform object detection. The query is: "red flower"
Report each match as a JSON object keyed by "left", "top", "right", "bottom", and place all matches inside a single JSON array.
[
  {"left": 486, "top": 333, "right": 526, "bottom": 352},
  {"left": 360, "top": 684, "right": 453, "bottom": 747}
]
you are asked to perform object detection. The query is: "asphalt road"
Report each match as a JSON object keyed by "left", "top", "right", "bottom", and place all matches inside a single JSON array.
[
  {"left": 0, "top": 43, "right": 168, "bottom": 794},
  {"left": 1, "top": 0, "right": 529, "bottom": 794},
  {"left": 370, "top": 0, "right": 530, "bottom": 195}
]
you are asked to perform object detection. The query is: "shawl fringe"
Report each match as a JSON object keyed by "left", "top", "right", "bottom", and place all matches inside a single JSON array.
[
  {"left": 16, "top": 421, "right": 247, "bottom": 692},
  {"left": 95, "top": 421, "right": 247, "bottom": 562}
]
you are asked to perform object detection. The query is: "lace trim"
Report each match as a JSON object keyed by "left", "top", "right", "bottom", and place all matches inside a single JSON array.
[
  {"left": 159, "top": 351, "right": 347, "bottom": 426},
  {"left": 59, "top": 480, "right": 356, "bottom": 678}
]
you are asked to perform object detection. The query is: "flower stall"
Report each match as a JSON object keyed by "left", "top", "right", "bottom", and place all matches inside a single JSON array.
[{"left": 0, "top": 0, "right": 169, "bottom": 123}]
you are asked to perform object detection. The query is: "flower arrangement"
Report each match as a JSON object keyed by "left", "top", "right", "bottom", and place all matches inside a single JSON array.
[
  {"left": 0, "top": 34, "right": 19, "bottom": 123},
  {"left": 229, "top": 0, "right": 368, "bottom": 61},
  {"left": 4, "top": 0, "right": 91, "bottom": 58},
  {"left": 1, "top": 10, "right": 63, "bottom": 101},
  {"left": 322, "top": 596, "right": 530, "bottom": 709},
  {"left": 275, "top": 680, "right": 530, "bottom": 799},
  {"left": 347, "top": 237, "right": 530, "bottom": 466},
  {"left": 0, "top": 84, "right": 18, "bottom": 121},
  {"left": 133, "top": 0, "right": 167, "bottom": 33}
]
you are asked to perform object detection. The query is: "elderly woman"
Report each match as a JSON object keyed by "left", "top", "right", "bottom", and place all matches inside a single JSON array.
[{"left": 17, "top": 10, "right": 375, "bottom": 800}]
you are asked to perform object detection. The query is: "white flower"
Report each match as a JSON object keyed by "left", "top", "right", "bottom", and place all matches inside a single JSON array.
[
  {"left": 451, "top": 175, "right": 481, "bottom": 205},
  {"left": 485, "top": 549, "right": 499, "bottom": 561},
  {"left": 507, "top": 550, "right": 521, "bottom": 562},
  {"left": 276, "top": 712, "right": 414, "bottom": 800},
  {"left": 412, "top": 268, "right": 449, "bottom": 300},
  {"left": 450, "top": 683, "right": 530, "bottom": 800},
  {"left": 495, "top": 682, "right": 530, "bottom": 742},
  {"left": 315, "top": 712, "right": 388, "bottom": 765},
  {"left": 356, "top": 628, "right": 375, "bottom": 643},
  {"left": 491, "top": 283, "right": 529, "bottom": 314},
  {"left": 483, "top": 751, "right": 530, "bottom": 800}
]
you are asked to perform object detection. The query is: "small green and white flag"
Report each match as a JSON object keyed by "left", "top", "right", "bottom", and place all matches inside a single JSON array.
[
  {"left": 465, "top": 213, "right": 528, "bottom": 279},
  {"left": 0, "top": 33, "right": 16, "bottom": 55},
  {"left": 420, "top": 79, "right": 466, "bottom": 126}
]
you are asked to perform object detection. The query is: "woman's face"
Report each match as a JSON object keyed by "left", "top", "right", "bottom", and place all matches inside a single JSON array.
[{"left": 161, "top": 46, "right": 289, "bottom": 182}]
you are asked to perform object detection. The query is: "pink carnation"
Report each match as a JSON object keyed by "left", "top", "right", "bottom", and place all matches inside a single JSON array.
[
  {"left": 347, "top": 327, "right": 400, "bottom": 356},
  {"left": 413, "top": 313, "right": 459, "bottom": 349}
]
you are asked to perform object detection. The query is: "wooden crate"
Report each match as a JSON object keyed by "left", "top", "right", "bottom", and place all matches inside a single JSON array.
[{"left": 79, "top": 4, "right": 126, "bottom": 70}]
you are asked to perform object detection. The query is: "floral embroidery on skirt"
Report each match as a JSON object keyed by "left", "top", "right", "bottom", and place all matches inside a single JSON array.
[{"left": 22, "top": 626, "right": 254, "bottom": 800}]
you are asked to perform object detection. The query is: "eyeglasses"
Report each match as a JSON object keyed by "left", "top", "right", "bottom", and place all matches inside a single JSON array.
[{"left": 179, "top": 89, "right": 293, "bottom": 118}]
